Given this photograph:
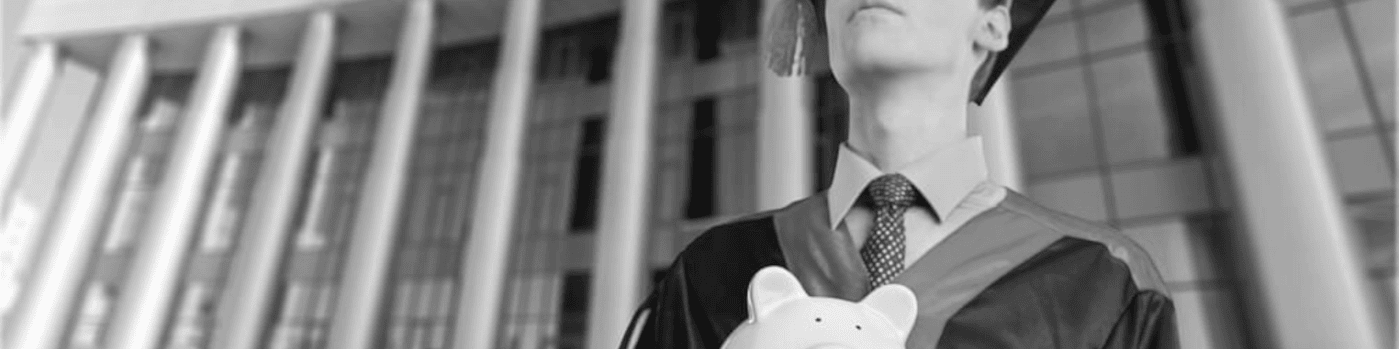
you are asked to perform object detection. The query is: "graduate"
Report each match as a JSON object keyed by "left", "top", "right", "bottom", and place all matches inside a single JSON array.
[{"left": 623, "top": 0, "right": 1179, "bottom": 347}]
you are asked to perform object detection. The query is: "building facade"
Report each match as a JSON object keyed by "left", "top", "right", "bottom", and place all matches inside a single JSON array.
[{"left": 1, "top": 0, "right": 1393, "bottom": 348}]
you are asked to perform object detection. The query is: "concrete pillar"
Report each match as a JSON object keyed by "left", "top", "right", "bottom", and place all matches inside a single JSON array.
[
  {"left": 584, "top": 0, "right": 662, "bottom": 347},
  {"left": 756, "top": 0, "right": 815, "bottom": 210},
  {"left": 212, "top": 11, "right": 337, "bottom": 349},
  {"left": 449, "top": 0, "right": 542, "bottom": 346},
  {"left": 104, "top": 24, "right": 243, "bottom": 349},
  {"left": 0, "top": 41, "right": 60, "bottom": 216},
  {"left": 969, "top": 76, "right": 1025, "bottom": 191},
  {"left": 3, "top": 34, "right": 151, "bottom": 349},
  {"left": 1190, "top": 0, "right": 1384, "bottom": 348},
  {"left": 325, "top": 1, "right": 435, "bottom": 348}
]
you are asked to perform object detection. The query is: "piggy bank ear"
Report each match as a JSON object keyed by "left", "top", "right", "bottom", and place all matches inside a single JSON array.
[
  {"left": 747, "top": 266, "right": 808, "bottom": 320},
  {"left": 860, "top": 284, "right": 918, "bottom": 336}
]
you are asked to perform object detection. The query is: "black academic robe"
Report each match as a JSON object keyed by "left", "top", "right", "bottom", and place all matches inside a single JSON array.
[{"left": 622, "top": 190, "right": 1179, "bottom": 349}]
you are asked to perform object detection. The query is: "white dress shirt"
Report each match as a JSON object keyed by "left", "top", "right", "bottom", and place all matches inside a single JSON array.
[{"left": 825, "top": 136, "right": 1008, "bottom": 268}]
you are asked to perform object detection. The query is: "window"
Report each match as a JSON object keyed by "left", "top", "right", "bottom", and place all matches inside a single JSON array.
[
  {"left": 557, "top": 272, "right": 591, "bottom": 349},
  {"left": 569, "top": 117, "right": 607, "bottom": 231},
  {"left": 296, "top": 148, "right": 337, "bottom": 249},
  {"left": 138, "top": 75, "right": 193, "bottom": 131},
  {"left": 383, "top": 279, "right": 454, "bottom": 348},
  {"left": 166, "top": 283, "right": 215, "bottom": 349},
  {"left": 719, "top": 0, "right": 760, "bottom": 41},
  {"left": 693, "top": 0, "right": 759, "bottom": 61},
  {"left": 694, "top": 0, "right": 722, "bottom": 61},
  {"left": 585, "top": 17, "right": 619, "bottom": 84},
  {"left": 68, "top": 283, "right": 117, "bottom": 349},
  {"left": 198, "top": 155, "right": 247, "bottom": 252},
  {"left": 537, "top": 17, "right": 618, "bottom": 83},
  {"left": 539, "top": 33, "right": 581, "bottom": 81},
  {"left": 813, "top": 74, "right": 849, "bottom": 192},
  {"left": 1007, "top": 0, "right": 1210, "bottom": 178},
  {"left": 664, "top": 1, "right": 695, "bottom": 58},
  {"left": 103, "top": 157, "right": 156, "bottom": 252},
  {"left": 587, "top": 44, "right": 613, "bottom": 83},
  {"left": 685, "top": 98, "right": 718, "bottom": 219},
  {"left": 268, "top": 282, "right": 335, "bottom": 349}
]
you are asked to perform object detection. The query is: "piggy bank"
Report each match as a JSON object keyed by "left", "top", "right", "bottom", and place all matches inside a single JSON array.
[{"left": 720, "top": 266, "right": 918, "bottom": 349}]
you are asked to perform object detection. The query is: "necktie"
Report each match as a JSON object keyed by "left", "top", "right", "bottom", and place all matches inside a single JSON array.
[{"left": 861, "top": 174, "right": 917, "bottom": 289}]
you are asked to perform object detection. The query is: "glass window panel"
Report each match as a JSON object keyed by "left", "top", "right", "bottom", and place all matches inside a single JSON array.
[
  {"left": 1279, "top": 0, "right": 1330, "bottom": 7},
  {"left": 68, "top": 283, "right": 116, "bottom": 349},
  {"left": 1045, "top": 0, "right": 1073, "bottom": 18},
  {"left": 525, "top": 273, "right": 553, "bottom": 317},
  {"left": 1344, "top": 0, "right": 1396, "bottom": 120},
  {"left": 1172, "top": 289, "right": 1250, "bottom": 349},
  {"left": 1291, "top": 8, "right": 1374, "bottom": 132},
  {"left": 165, "top": 283, "right": 213, "bottom": 349},
  {"left": 1012, "top": 67, "right": 1100, "bottom": 176},
  {"left": 812, "top": 74, "right": 848, "bottom": 192},
  {"left": 694, "top": 0, "right": 722, "bottom": 61},
  {"left": 1109, "top": 159, "right": 1214, "bottom": 220},
  {"left": 1326, "top": 132, "right": 1395, "bottom": 195},
  {"left": 1093, "top": 50, "right": 1173, "bottom": 164},
  {"left": 1026, "top": 174, "right": 1110, "bottom": 222},
  {"left": 1084, "top": 1, "right": 1148, "bottom": 52},
  {"left": 1075, "top": 0, "right": 1118, "bottom": 10},
  {"left": 665, "top": 1, "right": 695, "bottom": 58},
  {"left": 1374, "top": 276, "right": 1397, "bottom": 333},
  {"left": 685, "top": 97, "right": 717, "bottom": 219},
  {"left": 1013, "top": 19, "right": 1081, "bottom": 69},
  {"left": 103, "top": 158, "right": 154, "bottom": 252},
  {"left": 558, "top": 272, "right": 591, "bottom": 349},
  {"left": 1119, "top": 218, "right": 1221, "bottom": 285},
  {"left": 1347, "top": 194, "right": 1396, "bottom": 328},
  {"left": 1348, "top": 195, "right": 1396, "bottom": 274},
  {"left": 569, "top": 117, "right": 606, "bottom": 232},
  {"left": 198, "top": 155, "right": 244, "bottom": 251}
]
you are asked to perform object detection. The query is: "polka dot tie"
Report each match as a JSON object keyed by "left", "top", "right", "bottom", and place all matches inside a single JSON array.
[{"left": 861, "top": 174, "right": 917, "bottom": 289}]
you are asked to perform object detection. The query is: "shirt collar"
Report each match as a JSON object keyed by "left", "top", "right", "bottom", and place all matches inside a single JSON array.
[{"left": 825, "top": 137, "right": 990, "bottom": 229}]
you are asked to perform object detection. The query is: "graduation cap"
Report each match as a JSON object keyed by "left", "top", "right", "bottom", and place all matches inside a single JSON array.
[{"left": 764, "top": 0, "right": 1059, "bottom": 105}]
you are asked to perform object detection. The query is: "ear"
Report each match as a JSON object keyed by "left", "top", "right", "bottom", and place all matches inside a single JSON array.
[
  {"left": 860, "top": 284, "right": 918, "bottom": 336},
  {"left": 746, "top": 266, "right": 809, "bottom": 320},
  {"left": 973, "top": 4, "right": 1011, "bottom": 53}
]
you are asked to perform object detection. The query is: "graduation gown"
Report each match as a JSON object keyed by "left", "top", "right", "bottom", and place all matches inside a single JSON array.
[{"left": 623, "top": 190, "right": 1179, "bottom": 349}]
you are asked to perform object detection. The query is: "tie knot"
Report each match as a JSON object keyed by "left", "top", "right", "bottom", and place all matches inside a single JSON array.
[{"left": 866, "top": 174, "right": 917, "bottom": 209}]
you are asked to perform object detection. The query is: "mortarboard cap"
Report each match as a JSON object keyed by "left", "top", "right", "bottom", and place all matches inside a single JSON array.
[{"left": 764, "top": 0, "right": 1059, "bottom": 105}]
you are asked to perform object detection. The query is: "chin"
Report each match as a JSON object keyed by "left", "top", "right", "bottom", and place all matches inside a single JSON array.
[{"left": 836, "top": 34, "right": 950, "bottom": 77}]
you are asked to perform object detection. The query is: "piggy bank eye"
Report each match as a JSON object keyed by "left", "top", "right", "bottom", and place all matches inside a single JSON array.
[
  {"left": 855, "top": 325, "right": 862, "bottom": 330},
  {"left": 814, "top": 317, "right": 822, "bottom": 323}
]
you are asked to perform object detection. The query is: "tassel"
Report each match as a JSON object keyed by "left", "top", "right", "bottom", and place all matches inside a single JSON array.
[{"left": 764, "top": 0, "right": 826, "bottom": 76}]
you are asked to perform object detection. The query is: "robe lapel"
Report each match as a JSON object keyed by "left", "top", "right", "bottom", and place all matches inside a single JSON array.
[
  {"left": 771, "top": 192, "right": 870, "bottom": 301},
  {"left": 895, "top": 191, "right": 1066, "bottom": 348},
  {"left": 770, "top": 190, "right": 1069, "bottom": 348}
]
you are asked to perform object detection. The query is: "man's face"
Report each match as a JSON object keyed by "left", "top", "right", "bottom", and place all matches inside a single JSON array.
[{"left": 824, "top": 0, "right": 994, "bottom": 82}]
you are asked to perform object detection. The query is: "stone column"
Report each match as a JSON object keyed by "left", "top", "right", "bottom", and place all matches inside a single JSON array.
[
  {"left": 211, "top": 11, "right": 337, "bottom": 349},
  {"left": 449, "top": 0, "right": 542, "bottom": 346},
  {"left": 104, "top": 24, "right": 243, "bottom": 349},
  {"left": 1190, "top": 0, "right": 1384, "bottom": 347},
  {"left": 325, "top": 1, "right": 436, "bottom": 348},
  {"left": 4, "top": 34, "right": 151, "bottom": 349},
  {"left": 0, "top": 41, "right": 60, "bottom": 215},
  {"left": 584, "top": 0, "right": 663, "bottom": 347}
]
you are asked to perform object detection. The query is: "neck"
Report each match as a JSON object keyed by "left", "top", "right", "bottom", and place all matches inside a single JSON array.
[{"left": 844, "top": 73, "right": 970, "bottom": 172}]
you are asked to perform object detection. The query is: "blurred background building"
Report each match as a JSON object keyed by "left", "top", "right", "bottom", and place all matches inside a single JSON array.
[{"left": 0, "top": 0, "right": 1393, "bottom": 348}]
